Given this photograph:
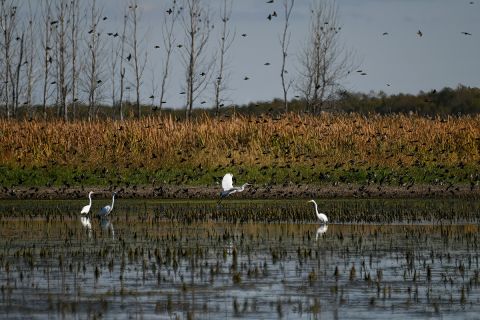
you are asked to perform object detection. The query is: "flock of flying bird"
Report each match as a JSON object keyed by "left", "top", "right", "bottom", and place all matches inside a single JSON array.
[{"left": 80, "top": 173, "right": 329, "bottom": 224}]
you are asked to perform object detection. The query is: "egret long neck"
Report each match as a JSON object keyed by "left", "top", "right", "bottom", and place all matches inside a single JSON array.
[
  {"left": 111, "top": 195, "right": 115, "bottom": 210},
  {"left": 88, "top": 194, "right": 92, "bottom": 206},
  {"left": 312, "top": 201, "right": 320, "bottom": 217}
]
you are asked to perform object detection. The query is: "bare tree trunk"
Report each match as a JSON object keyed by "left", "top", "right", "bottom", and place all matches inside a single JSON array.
[
  {"left": 127, "top": 0, "right": 147, "bottom": 119},
  {"left": 54, "top": 1, "right": 68, "bottom": 121},
  {"left": 12, "top": 32, "right": 24, "bottom": 118},
  {"left": 84, "top": 0, "right": 105, "bottom": 121},
  {"left": 25, "top": 3, "right": 36, "bottom": 119},
  {"left": 280, "top": 0, "right": 294, "bottom": 113},
  {"left": 110, "top": 43, "right": 117, "bottom": 116},
  {"left": 214, "top": 0, "right": 234, "bottom": 118},
  {"left": 41, "top": 0, "right": 52, "bottom": 120},
  {"left": 0, "top": 0, "right": 17, "bottom": 119},
  {"left": 181, "top": 0, "right": 211, "bottom": 120},
  {"left": 69, "top": 0, "right": 81, "bottom": 120},
  {"left": 158, "top": 0, "right": 179, "bottom": 112},
  {"left": 118, "top": 10, "right": 127, "bottom": 121}
]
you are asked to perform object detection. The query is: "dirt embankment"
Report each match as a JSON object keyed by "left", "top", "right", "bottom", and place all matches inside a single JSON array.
[{"left": 1, "top": 184, "right": 478, "bottom": 200}]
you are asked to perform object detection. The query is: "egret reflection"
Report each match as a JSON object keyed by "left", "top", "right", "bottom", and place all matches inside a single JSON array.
[
  {"left": 100, "top": 218, "right": 115, "bottom": 239},
  {"left": 316, "top": 224, "right": 328, "bottom": 240},
  {"left": 80, "top": 216, "right": 92, "bottom": 238}
]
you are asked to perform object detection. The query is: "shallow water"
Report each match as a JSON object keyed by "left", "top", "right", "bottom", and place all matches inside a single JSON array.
[{"left": 0, "top": 199, "right": 479, "bottom": 319}]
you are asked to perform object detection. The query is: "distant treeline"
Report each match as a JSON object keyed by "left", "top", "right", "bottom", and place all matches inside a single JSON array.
[
  {"left": 5, "top": 85, "right": 480, "bottom": 120},
  {"left": 241, "top": 85, "right": 480, "bottom": 117}
]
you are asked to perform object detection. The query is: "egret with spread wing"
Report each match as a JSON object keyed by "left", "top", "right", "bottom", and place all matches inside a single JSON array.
[
  {"left": 81, "top": 191, "right": 94, "bottom": 214},
  {"left": 218, "top": 173, "right": 251, "bottom": 203},
  {"left": 308, "top": 200, "right": 328, "bottom": 224}
]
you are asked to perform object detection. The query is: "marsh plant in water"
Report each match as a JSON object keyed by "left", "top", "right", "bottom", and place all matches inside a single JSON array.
[{"left": 0, "top": 199, "right": 479, "bottom": 318}]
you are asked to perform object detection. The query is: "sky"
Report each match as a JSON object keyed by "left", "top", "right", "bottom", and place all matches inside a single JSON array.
[{"left": 29, "top": 0, "right": 480, "bottom": 108}]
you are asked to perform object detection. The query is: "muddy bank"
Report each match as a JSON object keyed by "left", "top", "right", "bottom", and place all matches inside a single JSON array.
[{"left": 0, "top": 183, "right": 478, "bottom": 200}]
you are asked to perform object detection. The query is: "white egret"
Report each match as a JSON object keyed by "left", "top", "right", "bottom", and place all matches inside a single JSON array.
[
  {"left": 98, "top": 192, "right": 117, "bottom": 217},
  {"left": 80, "top": 191, "right": 94, "bottom": 214},
  {"left": 308, "top": 200, "right": 328, "bottom": 224},
  {"left": 218, "top": 173, "right": 251, "bottom": 203}
]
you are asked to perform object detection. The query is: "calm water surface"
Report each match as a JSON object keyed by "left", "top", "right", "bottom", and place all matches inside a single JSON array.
[{"left": 0, "top": 199, "right": 479, "bottom": 319}]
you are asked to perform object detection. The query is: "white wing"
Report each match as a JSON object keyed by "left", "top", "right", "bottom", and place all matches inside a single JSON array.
[
  {"left": 81, "top": 204, "right": 91, "bottom": 214},
  {"left": 222, "top": 173, "right": 234, "bottom": 191}
]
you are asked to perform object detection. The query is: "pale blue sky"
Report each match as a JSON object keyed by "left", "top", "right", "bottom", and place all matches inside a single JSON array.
[{"left": 32, "top": 0, "right": 480, "bottom": 107}]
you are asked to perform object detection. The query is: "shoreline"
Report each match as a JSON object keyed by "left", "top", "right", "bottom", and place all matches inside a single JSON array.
[{"left": 1, "top": 184, "right": 478, "bottom": 200}]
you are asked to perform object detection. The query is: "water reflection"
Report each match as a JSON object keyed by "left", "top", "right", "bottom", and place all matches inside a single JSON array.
[
  {"left": 316, "top": 224, "right": 328, "bottom": 240},
  {"left": 100, "top": 218, "right": 115, "bottom": 239},
  {"left": 80, "top": 216, "right": 92, "bottom": 238}
]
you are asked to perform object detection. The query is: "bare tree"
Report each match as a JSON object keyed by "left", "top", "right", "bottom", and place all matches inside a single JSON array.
[
  {"left": 25, "top": 1, "right": 37, "bottom": 118},
  {"left": 12, "top": 31, "right": 24, "bottom": 117},
  {"left": 109, "top": 33, "right": 119, "bottom": 117},
  {"left": 180, "top": 0, "right": 212, "bottom": 120},
  {"left": 158, "top": 0, "right": 179, "bottom": 112},
  {"left": 83, "top": 0, "right": 106, "bottom": 121},
  {"left": 280, "top": 0, "right": 294, "bottom": 113},
  {"left": 118, "top": 10, "right": 127, "bottom": 120},
  {"left": 214, "top": 0, "right": 235, "bottom": 118},
  {"left": 297, "top": 0, "right": 354, "bottom": 114},
  {"left": 52, "top": 0, "right": 69, "bottom": 120},
  {"left": 0, "top": 0, "right": 18, "bottom": 118},
  {"left": 69, "top": 0, "right": 82, "bottom": 120},
  {"left": 40, "top": 0, "right": 53, "bottom": 120},
  {"left": 127, "top": 0, "right": 148, "bottom": 119}
]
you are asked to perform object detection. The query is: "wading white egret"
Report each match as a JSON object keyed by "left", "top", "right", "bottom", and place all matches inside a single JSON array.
[
  {"left": 308, "top": 200, "right": 328, "bottom": 224},
  {"left": 98, "top": 192, "right": 117, "bottom": 217},
  {"left": 218, "top": 173, "right": 251, "bottom": 203},
  {"left": 81, "top": 191, "right": 94, "bottom": 214}
]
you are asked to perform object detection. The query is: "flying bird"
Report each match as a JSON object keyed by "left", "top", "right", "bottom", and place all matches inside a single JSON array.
[
  {"left": 308, "top": 200, "right": 328, "bottom": 224},
  {"left": 244, "top": 76, "right": 250, "bottom": 80},
  {"left": 98, "top": 192, "right": 117, "bottom": 218},
  {"left": 417, "top": 30, "right": 423, "bottom": 37},
  {"left": 267, "top": 14, "right": 272, "bottom": 20},
  {"left": 154, "top": 45, "right": 160, "bottom": 48},
  {"left": 218, "top": 173, "right": 251, "bottom": 204},
  {"left": 264, "top": 62, "right": 271, "bottom": 66},
  {"left": 461, "top": 32, "right": 472, "bottom": 35},
  {"left": 267, "top": 0, "right": 274, "bottom": 3},
  {"left": 241, "top": 33, "right": 247, "bottom": 37},
  {"left": 166, "top": 8, "right": 173, "bottom": 15},
  {"left": 126, "top": 53, "right": 132, "bottom": 61},
  {"left": 382, "top": 32, "right": 389, "bottom": 36},
  {"left": 81, "top": 191, "right": 94, "bottom": 214}
]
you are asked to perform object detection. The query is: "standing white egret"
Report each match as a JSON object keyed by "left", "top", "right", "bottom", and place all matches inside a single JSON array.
[
  {"left": 308, "top": 200, "right": 328, "bottom": 224},
  {"left": 81, "top": 191, "right": 94, "bottom": 214},
  {"left": 98, "top": 192, "right": 117, "bottom": 217},
  {"left": 218, "top": 173, "right": 251, "bottom": 203}
]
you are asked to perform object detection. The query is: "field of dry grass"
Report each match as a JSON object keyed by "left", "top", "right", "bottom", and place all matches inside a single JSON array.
[{"left": 0, "top": 113, "right": 479, "bottom": 188}]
